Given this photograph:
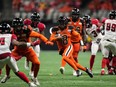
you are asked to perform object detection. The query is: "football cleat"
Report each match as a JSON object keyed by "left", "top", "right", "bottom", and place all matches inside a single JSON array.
[
  {"left": 73, "top": 70, "right": 77, "bottom": 76},
  {"left": 0, "top": 75, "right": 10, "bottom": 83},
  {"left": 59, "top": 67, "right": 65, "bottom": 74},
  {"left": 85, "top": 67, "right": 93, "bottom": 78},
  {"left": 29, "top": 71, "right": 34, "bottom": 77},
  {"left": 31, "top": 77, "right": 40, "bottom": 86},
  {"left": 113, "top": 68, "right": 116, "bottom": 75},
  {"left": 101, "top": 69, "right": 105, "bottom": 75},
  {"left": 29, "top": 82, "right": 37, "bottom": 87},
  {"left": 108, "top": 69, "right": 113, "bottom": 75},
  {"left": 76, "top": 70, "right": 82, "bottom": 77}
]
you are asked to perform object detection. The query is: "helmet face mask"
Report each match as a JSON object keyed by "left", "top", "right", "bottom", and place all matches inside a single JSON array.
[
  {"left": 71, "top": 8, "right": 80, "bottom": 22},
  {"left": 83, "top": 15, "right": 91, "bottom": 23},
  {"left": 31, "top": 12, "right": 40, "bottom": 22},
  {"left": 109, "top": 10, "right": 115, "bottom": 19},
  {"left": 12, "top": 18, "right": 24, "bottom": 27},
  {"left": 58, "top": 16, "right": 68, "bottom": 30},
  {"left": 0, "top": 23, "right": 11, "bottom": 34},
  {"left": 12, "top": 18, "right": 24, "bottom": 33}
]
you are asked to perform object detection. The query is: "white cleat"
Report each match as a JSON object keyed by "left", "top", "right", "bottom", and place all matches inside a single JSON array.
[
  {"left": 31, "top": 77, "right": 40, "bottom": 86},
  {"left": 73, "top": 70, "right": 78, "bottom": 76},
  {"left": 0, "top": 75, "right": 10, "bottom": 83},
  {"left": 76, "top": 70, "right": 82, "bottom": 77},
  {"left": 29, "top": 82, "right": 37, "bottom": 87},
  {"left": 29, "top": 71, "right": 34, "bottom": 77},
  {"left": 59, "top": 67, "right": 65, "bottom": 74}
]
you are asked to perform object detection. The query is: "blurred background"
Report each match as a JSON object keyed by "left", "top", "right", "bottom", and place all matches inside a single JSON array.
[{"left": 0, "top": 0, "right": 115, "bottom": 50}]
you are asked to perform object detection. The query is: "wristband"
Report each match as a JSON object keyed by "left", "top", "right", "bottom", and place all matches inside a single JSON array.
[
  {"left": 80, "top": 40, "right": 84, "bottom": 46},
  {"left": 26, "top": 43, "right": 31, "bottom": 47}
]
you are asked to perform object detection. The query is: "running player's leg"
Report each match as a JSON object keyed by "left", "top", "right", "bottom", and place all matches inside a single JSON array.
[
  {"left": 26, "top": 48, "right": 40, "bottom": 85},
  {"left": 0, "top": 57, "right": 11, "bottom": 83},
  {"left": 90, "top": 42, "right": 99, "bottom": 71},
  {"left": 73, "top": 43, "right": 80, "bottom": 63},
  {"left": 30, "top": 45, "right": 40, "bottom": 77},
  {"left": 101, "top": 41, "right": 110, "bottom": 75},
  {"left": 7, "top": 57, "right": 36, "bottom": 86}
]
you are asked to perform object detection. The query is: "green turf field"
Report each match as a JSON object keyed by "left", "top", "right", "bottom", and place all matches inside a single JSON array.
[{"left": 0, "top": 51, "right": 116, "bottom": 87}]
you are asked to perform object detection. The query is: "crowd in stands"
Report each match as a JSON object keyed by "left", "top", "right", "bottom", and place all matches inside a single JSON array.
[
  {"left": 0, "top": 0, "right": 115, "bottom": 22},
  {"left": 11, "top": 0, "right": 115, "bottom": 22}
]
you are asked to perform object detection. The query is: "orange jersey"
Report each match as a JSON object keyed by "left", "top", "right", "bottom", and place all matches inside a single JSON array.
[
  {"left": 68, "top": 17, "right": 83, "bottom": 34},
  {"left": 68, "top": 17, "right": 83, "bottom": 43},
  {"left": 50, "top": 27, "right": 80, "bottom": 50},
  {"left": 13, "top": 25, "right": 48, "bottom": 51}
]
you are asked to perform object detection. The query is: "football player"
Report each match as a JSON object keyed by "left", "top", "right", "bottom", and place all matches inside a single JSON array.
[
  {"left": 60, "top": 8, "right": 86, "bottom": 76},
  {"left": 84, "top": 16, "right": 104, "bottom": 72},
  {"left": 49, "top": 16, "right": 93, "bottom": 78},
  {"left": 100, "top": 10, "right": 116, "bottom": 75},
  {"left": 0, "top": 23, "right": 36, "bottom": 87},
  {"left": 24, "top": 12, "right": 46, "bottom": 77}
]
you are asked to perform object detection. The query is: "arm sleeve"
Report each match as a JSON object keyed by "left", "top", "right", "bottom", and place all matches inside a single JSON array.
[
  {"left": 11, "top": 34, "right": 17, "bottom": 42},
  {"left": 37, "top": 22, "right": 46, "bottom": 32},
  {"left": 29, "top": 31, "right": 48, "bottom": 42},
  {"left": 49, "top": 34, "right": 57, "bottom": 42}
]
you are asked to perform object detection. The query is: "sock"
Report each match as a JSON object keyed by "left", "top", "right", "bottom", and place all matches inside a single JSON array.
[
  {"left": 61, "top": 58, "right": 67, "bottom": 67},
  {"left": 90, "top": 55, "right": 95, "bottom": 70},
  {"left": 112, "top": 57, "right": 116, "bottom": 67},
  {"left": 31, "top": 63, "right": 34, "bottom": 72},
  {"left": 63, "top": 57, "right": 78, "bottom": 71},
  {"left": 71, "top": 57, "right": 86, "bottom": 71},
  {"left": 101, "top": 58, "right": 107, "bottom": 68},
  {"left": 106, "top": 58, "right": 110, "bottom": 70},
  {"left": 76, "top": 63, "right": 86, "bottom": 71},
  {"left": 6, "top": 65, "right": 11, "bottom": 76},
  {"left": 74, "top": 57, "right": 78, "bottom": 63},
  {"left": 15, "top": 71, "right": 30, "bottom": 83},
  {"left": 33, "top": 64, "right": 40, "bottom": 78}
]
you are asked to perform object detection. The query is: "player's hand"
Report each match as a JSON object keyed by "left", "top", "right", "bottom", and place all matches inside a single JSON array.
[
  {"left": 45, "top": 41, "right": 54, "bottom": 45},
  {"left": 81, "top": 45, "right": 87, "bottom": 52}
]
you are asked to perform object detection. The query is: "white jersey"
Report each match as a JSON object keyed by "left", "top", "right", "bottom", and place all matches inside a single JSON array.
[
  {"left": 0, "top": 34, "right": 14, "bottom": 54},
  {"left": 104, "top": 19, "right": 116, "bottom": 42},
  {"left": 0, "top": 34, "right": 19, "bottom": 72},
  {"left": 86, "top": 24, "right": 104, "bottom": 43}
]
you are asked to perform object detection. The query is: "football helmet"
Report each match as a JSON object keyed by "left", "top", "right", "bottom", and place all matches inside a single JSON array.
[
  {"left": 12, "top": 18, "right": 24, "bottom": 27},
  {"left": 58, "top": 16, "right": 68, "bottom": 30},
  {"left": 109, "top": 10, "right": 115, "bottom": 19},
  {"left": 31, "top": 12, "right": 40, "bottom": 22},
  {"left": 83, "top": 14, "right": 91, "bottom": 23},
  {"left": 12, "top": 18, "right": 24, "bottom": 33},
  {"left": 71, "top": 8, "right": 80, "bottom": 22},
  {"left": 0, "top": 23, "right": 11, "bottom": 34}
]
